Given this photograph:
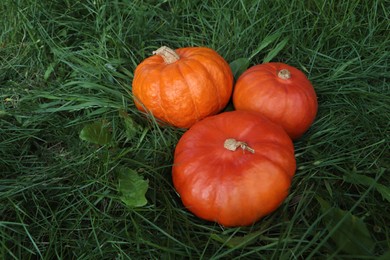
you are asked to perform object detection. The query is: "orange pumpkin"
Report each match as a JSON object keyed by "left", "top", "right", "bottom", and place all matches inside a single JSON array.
[
  {"left": 233, "top": 62, "right": 318, "bottom": 139},
  {"left": 132, "top": 46, "right": 233, "bottom": 128},
  {"left": 172, "top": 111, "right": 296, "bottom": 227}
]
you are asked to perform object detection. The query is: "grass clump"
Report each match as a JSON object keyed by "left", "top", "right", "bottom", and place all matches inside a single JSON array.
[{"left": 1, "top": 0, "right": 389, "bottom": 259}]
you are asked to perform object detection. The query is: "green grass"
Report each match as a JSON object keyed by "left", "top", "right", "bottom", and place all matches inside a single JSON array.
[{"left": 1, "top": 0, "right": 389, "bottom": 259}]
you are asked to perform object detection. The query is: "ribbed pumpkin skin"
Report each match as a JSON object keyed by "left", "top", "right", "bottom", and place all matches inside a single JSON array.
[
  {"left": 172, "top": 111, "right": 296, "bottom": 227},
  {"left": 233, "top": 62, "right": 318, "bottom": 139},
  {"left": 132, "top": 47, "right": 233, "bottom": 128}
]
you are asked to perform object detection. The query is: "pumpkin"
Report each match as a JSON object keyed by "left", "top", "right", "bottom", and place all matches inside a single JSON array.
[
  {"left": 132, "top": 46, "right": 233, "bottom": 128},
  {"left": 172, "top": 110, "right": 296, "bottom": 227},
  {"left": 233, "top": 62, "right": 318, "bottom": 139}
]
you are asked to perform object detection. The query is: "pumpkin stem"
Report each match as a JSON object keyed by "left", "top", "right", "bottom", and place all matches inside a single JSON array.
[
  {"left": 153, "top": 46, "right": 180, "bottom": 64},
  {"left": 224, "top": 138, "right": 255, "bottom": 154},
  {"left": 278, "top": 69, "right": 291, "bottom": 80}
]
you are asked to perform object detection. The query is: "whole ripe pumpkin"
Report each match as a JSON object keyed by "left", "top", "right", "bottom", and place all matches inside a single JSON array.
[
  {"left": 172, "top": 110, "right": 296, "bottom": 227},
  {"left": 132, "top": 46, "right": 233, "bottom": 128},
  {"left": 233, "top": 62, "right": 318, "bottom": 140}
]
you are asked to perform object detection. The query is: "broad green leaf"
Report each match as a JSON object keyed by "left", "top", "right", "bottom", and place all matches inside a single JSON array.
[
  {"left": 119, "top": 109, "right": 141, "bottom": 140},
  {"left": 79, "top": 120, "right": 112, "bottom": 145},
  {"left": 263, "top": 37, "right": 289, "bottom": 63},
  {"left": 317, "top": 197, "right": 375, "bottom": 256},
  {"left": 118, "top": 168, "right": 148, "bottom": 208},
  {"left": 343, "top": 171, "right": 390, "bottom": 203},
  {"left": 229, "top": 57, "right": 250, "bottom": 79},
  {"left": 210, "top": 230, "right": 263, "bottom": 248}
]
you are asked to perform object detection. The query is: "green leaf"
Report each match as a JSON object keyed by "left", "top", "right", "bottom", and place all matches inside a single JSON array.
[
  {"left": 343, "top": 170, "right": 390, "bottom": 203},
  {"left": 229, "top": 57, "right": 250, "bottom": 79},
  {"left": 263, "top": 37, "right": 289, "bottom": 63},
  {"left": 118, "top": 168, "right": 148, "bottom": 208},
  {"left": 248, "top": 32, "right": 283, "bottom": 60},
  {"left": 210, "top": 230, "right": 263, "bottom": 248},
  {"left": 119, "top": 109, "right": 141, "bottom": 140},
  {"left": 376, "top": 185, "right": 390, "bottom": 203},
  {"left": 317, "top": 197, "right": 375, "bottom": 256},
  {"left": 79, "top": 120, "right": 113, "bottom": 145},
  {"left": 229, "top": 32, "right": 284, "bottom": 79}
]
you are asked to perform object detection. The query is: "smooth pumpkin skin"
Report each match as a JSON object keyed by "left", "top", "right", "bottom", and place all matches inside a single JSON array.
[
  {"left": 132, "top": 47, "right": 233, "bottom": 128},
  {"left": 172, "top": 111, "right": 296, "bottom": 227},
  {"left": 233, "top": 62, "right": 318, "bottom": 140}
]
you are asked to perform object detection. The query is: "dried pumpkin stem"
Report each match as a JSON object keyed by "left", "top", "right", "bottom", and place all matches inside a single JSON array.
[
  {"left": 224, "top": 138, "right": 255, "bottom": 154},
  {"left": 153, "top": 46, "right": 180, "bottom": 64},
  {"left": 278, "top": 69, "right": 291, "bottom": 80}
]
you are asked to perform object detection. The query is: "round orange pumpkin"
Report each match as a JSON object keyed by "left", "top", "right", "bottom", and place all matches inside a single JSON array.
[
  {"left": 132, "top": 46, "right": 233, "bottom": 128},
  {"left": 172, "top": 110, "right": 296, "bottom": 227},
  {"left": 233, "top": 62, "right": 318, "bottom": 139}
]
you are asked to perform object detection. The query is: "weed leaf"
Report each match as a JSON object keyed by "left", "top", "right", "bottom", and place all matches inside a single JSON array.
[
  {"left": 343, "top": 170, "right": 390, "bottom": 203},
  {"left": 317, "top": 197, "right": 375, "bottom": 256},
  {"left": 79, "top": 120, "right": 112, "bottom": 145},
  {"left": 119, "top": 109, "right": 140, "bottom": 140},
  {"left": 229, "top": 58, "right": 250, "bottom": 79},
  {"left": 263, "top": 38, "right": 289, "bottom": 63},
  {"left": 118, "top": 168, "right": 148, "bottom": 208}
]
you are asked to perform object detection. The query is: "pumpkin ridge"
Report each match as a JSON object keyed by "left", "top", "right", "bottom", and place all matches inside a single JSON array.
[
  {"left": 191, "top": 51, "right": 233, "bottom": 107},
  {"left": 234, "top": 122, "right": 257, "bottom": 139},
  {"left": 250, "top": 144, "right": 296, "bottom": 176},
  {"left": 156, "top": 66, "right": 173, "bottom": 124},
  {"left": 135, "top": 65, "right": 160, "bottom": 112},
  {"left": 248, "top": 123, "right": 293, "bottom": 147},
  {"left": 237, "top": 117, "right": 294, "bottom": 148},
  {"left": 236, "top": 78, "right": 286, "bottom": 118},
  {"left": 176, "top": 61, "right": 201, "bottom": 122},
  {"left": 279, "top": 80, "right": 290, "bottom": 123},
  {"left": 283, "top": 80, "right": 316, "bottom": 128},
  {"left": 249, "top": 158, "right": 293, "bottom": 186},
  {"left": 251, "top": 64, "right": 275, "bottom": 76},
  {"left": 132, "top": 64, "right": 149, "bottom": 103},
  {"left": 175, "top": 165, "right": 219, "bottom": 220},
  {"left": 296, "top": 73, "right": 318, "bottom": 120},
  {"left": 190, "top": 58, "right": 223, "bottom": 110}
]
